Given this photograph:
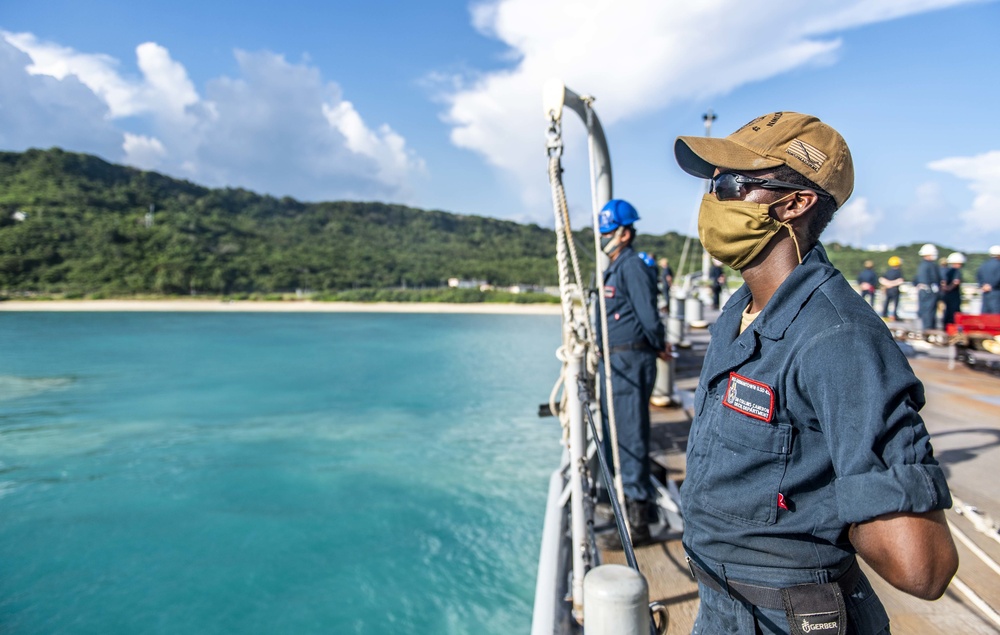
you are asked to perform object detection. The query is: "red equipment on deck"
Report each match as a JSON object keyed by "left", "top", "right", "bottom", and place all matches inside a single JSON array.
[{"left": 945, "top": 313, "right": 1000, "bottom": 338}]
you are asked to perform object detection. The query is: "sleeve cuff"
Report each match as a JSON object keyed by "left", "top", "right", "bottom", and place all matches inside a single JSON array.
[{"left": 835, "top": 464, "right": 952, "bottom": 524}]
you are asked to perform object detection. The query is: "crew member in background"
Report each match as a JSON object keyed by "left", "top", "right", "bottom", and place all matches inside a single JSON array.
[
  {"left": 857, "top": 260, "right": 877, "bottom": 306},
  {"left": 915, "top": 244, "right": 941, "bottom": 330},
  {"left": 978, "top": 245, "right": 1000, "bottom": 314},
  {"left": 674, "top": 111, "right": 956, "bottom": 634},
  {"left": 594, "top": 199, "right": 671, "bottom": 550},
  {"left": 658, "top": 257, "right": 674, "bottom": 313},
  {"left": 879, "top": 256, "right": 904, "bottom": 321},
  {"left": 708, "top": 258, "right": 726, "bottom": 309},
  {"left": 941, "top": 252, "right": 965, "bottom": 328},
  {"left": 938, "top": 256, "right": 950, "bottom": 324}
]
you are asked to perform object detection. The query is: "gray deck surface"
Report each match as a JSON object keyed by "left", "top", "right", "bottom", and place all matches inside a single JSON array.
[{"left": 599, "top": 313, "right": 1000, "bottom": 634}]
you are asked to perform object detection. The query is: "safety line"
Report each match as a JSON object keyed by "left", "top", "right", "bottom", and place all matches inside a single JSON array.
[
  {"left": 948, "top": 520, "right": 1000, "bottom": 578},
  {"left": 949, "top": 576, "right": 1000, "bottom": 630}
]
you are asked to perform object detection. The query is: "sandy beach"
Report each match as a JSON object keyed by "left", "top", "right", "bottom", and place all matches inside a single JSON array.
[{"left": 0, "top": 299, "right": 563, "bottom": 315}]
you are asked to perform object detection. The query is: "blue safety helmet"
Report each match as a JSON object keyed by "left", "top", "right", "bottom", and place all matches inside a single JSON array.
[
  {"left": 638, "top": 252, "right": 655, "bottom": 268},
  {"left": 598, "top": 199, "right": 640, "bottom": 234}
]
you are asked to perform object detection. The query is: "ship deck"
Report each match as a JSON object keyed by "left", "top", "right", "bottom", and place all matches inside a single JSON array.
[{"left": 598, "top": 312, "right": 1000, "bottom": 634}]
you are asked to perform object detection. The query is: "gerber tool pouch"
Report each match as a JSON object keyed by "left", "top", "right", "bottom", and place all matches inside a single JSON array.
[{"left": 781, "top": 582, "right": 847, "bottom": 635}]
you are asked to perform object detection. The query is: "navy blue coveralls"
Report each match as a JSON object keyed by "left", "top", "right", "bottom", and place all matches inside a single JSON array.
[
  {"left": 880, "top": 266, "right": 902, "bottom": 319},
  {"left": 857, "top": 267, "right": 878, "bottom": 306},
  {"left": 914, "top": 258, "right": 941, "bottom": 330},
  {"left": 941, "top": 266, "right": 963, "bottom": 327},
  {"left": 683, "top": 245, "right": 951, "bottom": 635},
  {"left": 597, "top": 245, "right": 665, "bottom": 504},
  {"left": 977, "top": 258, "right": 1000, "bottom": 314}
]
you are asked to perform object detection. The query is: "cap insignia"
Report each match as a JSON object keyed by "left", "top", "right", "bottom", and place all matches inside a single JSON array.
[{"left": 786, "top": 138, "right": 827, "bottom": 172}]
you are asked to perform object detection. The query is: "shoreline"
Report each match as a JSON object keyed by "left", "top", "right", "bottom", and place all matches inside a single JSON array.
[{"left": 0, "top": 299, "right": 563, "bottom": 315}]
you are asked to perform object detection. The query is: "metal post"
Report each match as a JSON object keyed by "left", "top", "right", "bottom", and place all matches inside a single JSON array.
[
  {"left": 566, "top": 346, "right": 589, "bottom": 622},
  {"left": 668, "top": 293, "right": 686, "bottom": 347},
  {"left": 652, "top": 314, "right": 674, "bottom": 406},
  {"left": 583, "top": 564, "right": 650, "bottom": 635},
  {"left": 685, "top": 294, "right": 705, "bottom": 325},
  {"left": 530, "top": 467, "right": 569, "bottom": 635},
  {"left": 700, "top": 110, "right": 717, "bottom": 306}
]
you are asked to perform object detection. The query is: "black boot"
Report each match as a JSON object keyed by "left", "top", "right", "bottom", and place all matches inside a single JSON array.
[
  {"left": 627, "top": 498, "right": 652, "bottom": 546},
  {"left": 596, "top": 498, "right": 651, "bottom": 551}
]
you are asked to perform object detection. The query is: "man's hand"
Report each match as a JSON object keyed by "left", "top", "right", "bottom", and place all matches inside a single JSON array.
[
  {"left": 849, "top": 510, "right": 958, "bottom": 600},
  {"left": 984, "top": 284, "right": 993, "bottom": 293},
  {"left": 657, "top": 343, "right": 673, "bottom": 361}
]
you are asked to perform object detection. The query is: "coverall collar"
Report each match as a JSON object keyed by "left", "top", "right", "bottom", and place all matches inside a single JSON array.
[
  {"left": 723, "top": 243, "right": 839, "bottom": 342},
  {"left": 607, "top": 245, "right": 635, "bottom": 270}
]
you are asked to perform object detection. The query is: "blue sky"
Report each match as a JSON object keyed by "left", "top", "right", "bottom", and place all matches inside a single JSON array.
[{"left": 3, "top": 0, "right": 1000, "bottom": 251}]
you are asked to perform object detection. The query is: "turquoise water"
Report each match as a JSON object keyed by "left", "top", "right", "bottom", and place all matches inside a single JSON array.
[{"left": 0, "top": 312, "right": 563, "bottom": 634}]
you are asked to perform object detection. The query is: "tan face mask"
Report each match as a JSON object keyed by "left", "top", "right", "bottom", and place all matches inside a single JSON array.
[{"left": 697, "top": 193, "right": 802, "bottom": 271}]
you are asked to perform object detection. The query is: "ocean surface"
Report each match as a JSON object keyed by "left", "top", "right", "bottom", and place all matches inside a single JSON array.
[{"left": 0, "top": 312, "right": 563, "bottom": 635}]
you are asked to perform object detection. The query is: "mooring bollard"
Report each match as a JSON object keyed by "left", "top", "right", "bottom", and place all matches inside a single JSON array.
[
  {"left": 651, "top": 354, "right": 675, "bottom": 407},
  {"left": 583, "top": 564, "right": 650, "bottom": 635},
  {"left": 684, "top": 295, "right": 704, "bottom": 325}
]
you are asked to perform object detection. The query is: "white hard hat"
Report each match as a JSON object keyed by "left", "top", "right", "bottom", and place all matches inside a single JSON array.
[
  {"left": 946, "top": 252, "right": 966, "bottom": 264},
  {"left": 990, "top": 245, "right": 1000, "bottom": 256},
  {"left": 918, "top": 244, "right": 938, "bottom": 257}
]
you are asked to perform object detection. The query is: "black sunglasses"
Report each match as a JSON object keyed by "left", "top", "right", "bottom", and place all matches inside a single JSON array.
[{"left": 710, "top": 172, "right": 830, "bottom": 201}]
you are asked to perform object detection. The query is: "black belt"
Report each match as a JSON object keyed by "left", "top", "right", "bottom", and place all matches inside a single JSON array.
[
  {"left": 608, "top": 341, "right": 655, "bottom": 354},
  {"left": 686, "top": 558, "right": 862, "bottom": 610}
]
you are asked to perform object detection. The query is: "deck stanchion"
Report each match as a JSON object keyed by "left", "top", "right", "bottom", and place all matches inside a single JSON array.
[
  {"left": 531, "top": 467, "right": 569, "bottom": 635},
  {"left": 566, "top": 346, "right": 589, "bottom": 622},
  {"left": 583, "top": 564, "right": 650, "bottom": 635}
]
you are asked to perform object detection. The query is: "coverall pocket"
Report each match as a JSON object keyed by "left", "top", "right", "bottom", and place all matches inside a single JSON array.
[{"left": 701, "top": 409, "right": 791, "bottom": 526}]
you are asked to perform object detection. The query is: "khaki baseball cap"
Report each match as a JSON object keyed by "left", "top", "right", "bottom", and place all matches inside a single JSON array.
[{"left": 675, "top": 111, "right": 854, "bottom": 207}]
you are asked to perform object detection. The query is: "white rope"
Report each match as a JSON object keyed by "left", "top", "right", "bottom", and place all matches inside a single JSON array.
[
  {"left": 548, "top": 155, "right": 590, "bottom": 342},
  {"left": 545, "top": 119, "right": 579, "bottom": 447},
  {"left": 546, "top": 115, "right": 629, "bottom": 534}
]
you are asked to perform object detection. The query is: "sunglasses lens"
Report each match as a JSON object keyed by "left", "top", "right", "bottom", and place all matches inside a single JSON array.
[{"left": 713, "top": 174, "right": 742, "bottom": 200}]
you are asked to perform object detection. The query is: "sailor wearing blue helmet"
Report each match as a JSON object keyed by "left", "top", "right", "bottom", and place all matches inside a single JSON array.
[{"left": 595, "top": 198, "right": 670, "bottom": 549}]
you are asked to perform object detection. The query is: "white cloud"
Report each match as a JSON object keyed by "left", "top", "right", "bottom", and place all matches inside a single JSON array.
[
  {"left": 323, "top": 101, "right": 424, "bottom": 188},
  {"left": 5, "top": 30, "right": 143, "bottom": 118},
  {"left": 442, "top": 0, "right": 983, "bottom": 218},
  {"left": 122, "top": 133, "right": 166, "bottom": 170},
  {"left": 0, "top": 32, "right": 423, "bottom": 201},
  {"left": 928, "top": 150, "right": 1000, "bottom": 246},
  {"left": 0, "top": 37, "right": 121, "bottom": 154},
  {"left": 909, "top": 181, "right": 950, "bottom": 218},
  {"left": 826, "top": 196, "right": 882, "bottom": 247}
]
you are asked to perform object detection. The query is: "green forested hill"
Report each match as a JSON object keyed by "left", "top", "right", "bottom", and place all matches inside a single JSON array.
[
  {"left": 0, "top": 148, "right": 988, "bottom": 299},
  {"left": 0, "top": 149, "right": 574, "bottom": 297}
]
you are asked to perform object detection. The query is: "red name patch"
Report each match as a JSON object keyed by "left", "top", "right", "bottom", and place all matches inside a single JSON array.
[
  {"left": 604, "top": 285, "right": 616, "bottom": 298},
  {"left": 722, "top": 372, "right": 775, "bottom": 423}
]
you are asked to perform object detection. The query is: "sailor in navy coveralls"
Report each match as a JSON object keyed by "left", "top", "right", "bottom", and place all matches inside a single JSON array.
[
  {"left": 977, "top": 246, "right": 1000, "bottom": 314},
  {"left": 914, "top": 244, "right": 941, "bottom": 330},
  {"left": 674, "top": 112, "right": 957, "bottom": 635},
  {"left": 595, "top": 199, "right": 669, "bottom": 547}
]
